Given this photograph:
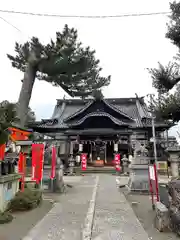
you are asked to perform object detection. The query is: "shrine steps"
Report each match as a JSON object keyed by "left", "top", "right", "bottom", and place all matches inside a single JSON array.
[{"left": 74, "top": 166, "right": 116, "bottom": 174}]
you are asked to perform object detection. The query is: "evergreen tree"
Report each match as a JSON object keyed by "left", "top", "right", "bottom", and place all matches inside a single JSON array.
[
  {"left": 147, "top": 1, "right": 180, "bottom": 122},
  {"left": 92, "top": 89, "right": 104, "bottom": 100},
  {"left": 8, "top": 24, "right": 110, "bottom": 127}
]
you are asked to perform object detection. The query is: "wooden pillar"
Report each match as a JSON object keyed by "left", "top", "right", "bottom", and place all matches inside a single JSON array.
[
  {"left": 65, "top": 137, "right": 70, "bottom": 163},
  {"left": 90, "top": 142, "right": 93, "bottom": 162},
  {"left": 70, "top": 141, "right": 74, "bottom": 155}
]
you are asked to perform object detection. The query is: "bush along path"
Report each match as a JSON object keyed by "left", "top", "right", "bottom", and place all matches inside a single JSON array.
[{"left": 0, "top": 187, "right": 42, "bottom": 224}]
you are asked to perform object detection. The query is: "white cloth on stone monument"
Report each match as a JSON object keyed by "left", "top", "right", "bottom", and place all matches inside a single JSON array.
[
  {"left": 128, "top": 155, "right": 133, "bottom": 163},
  {"left": 76, "top": 155, "right": 80, "bottom": 163},
  {"left": 122, "top": 157, "right": 129, "bottom": 173},
  {"left": 128, "top": 155, "right": 133, "bottom": 168}
]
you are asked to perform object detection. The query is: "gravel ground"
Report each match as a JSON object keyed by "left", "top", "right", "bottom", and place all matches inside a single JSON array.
[
  {"left": 123, "top": 189, "right": 179, "bottom": 240},
  {"left": 0, "top": 200, "right": 53, "bottom": 240}
]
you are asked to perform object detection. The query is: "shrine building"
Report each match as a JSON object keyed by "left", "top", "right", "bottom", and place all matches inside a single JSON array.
[{"left": 30, "top": 97, "right": 171, "bottom": 166}]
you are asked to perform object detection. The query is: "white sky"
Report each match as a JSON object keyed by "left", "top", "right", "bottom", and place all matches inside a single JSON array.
[{"left": 0, "top": 0, "right": 179, "bottom": 137}]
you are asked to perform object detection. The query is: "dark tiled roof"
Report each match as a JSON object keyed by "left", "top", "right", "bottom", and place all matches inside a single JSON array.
[
  {"left": 32, "top": 97, "right": 169, "bottom": 130},
  {"left": 32, "top": 119, "right": 59, "bottom": 128},
  {"left": 68, "top": 112, "right": 130, "bottom": 127},
  {"left": 63, "top": 100, "right": 93, "bottom": 121}
]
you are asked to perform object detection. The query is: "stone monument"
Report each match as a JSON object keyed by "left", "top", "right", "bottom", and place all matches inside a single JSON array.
[
  {"left": 127, "top": 142, "right": 150, "bottom": 193},
  {"left": 167, "top": 146, "right": 180, "bottom": 178}
]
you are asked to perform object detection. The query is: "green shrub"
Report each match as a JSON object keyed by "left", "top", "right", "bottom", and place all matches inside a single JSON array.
[
  {"left": 0, "top": 211, "right": 13, "bottom": 224},
  {"left": 8, "top": 188, "right": 42, "bottom": 211}
]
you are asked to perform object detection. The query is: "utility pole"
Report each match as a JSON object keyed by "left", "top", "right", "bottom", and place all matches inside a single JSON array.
[
  {"left": 147, "top": 93, "right": 159, "bottom": 203},
  {"left": 147, "top": 93, "right": 158, "bottom": 166}
]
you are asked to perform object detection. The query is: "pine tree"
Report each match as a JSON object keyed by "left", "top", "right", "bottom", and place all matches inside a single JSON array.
[
  {"left": 8, "top": 24, "right": 110, "bottom": 127},
  {"left": 147, "top": 1, "right": 180, "bottom": 122}
]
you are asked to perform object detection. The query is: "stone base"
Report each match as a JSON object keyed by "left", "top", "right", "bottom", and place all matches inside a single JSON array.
[
  {"left": 47, "top": 169, "right": 65, "bottom": 193},
  {"left": 0, "top": 174, "right": 21, "bottom": 212},
  {"left": 127, "top": 164, "right": 149, "bottom": 193},
  {"left": 155, "top": 201, "right": 169, "bottom": 232}
]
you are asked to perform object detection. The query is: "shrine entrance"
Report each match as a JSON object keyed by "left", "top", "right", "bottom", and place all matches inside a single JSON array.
[
  {"left": 82, "top": 140, "right": 114, "bottom": 166},
  {"left": 73, "top": 134, "right": 130, "bottom": 167}
]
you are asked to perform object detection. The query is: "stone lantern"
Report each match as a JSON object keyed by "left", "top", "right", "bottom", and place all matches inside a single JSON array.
[
  {"left": 167, "top": 146, "right": 180, "bottom": 178},
  {"left": 15, "top": 141, "right": 32, "bottom": 154}
]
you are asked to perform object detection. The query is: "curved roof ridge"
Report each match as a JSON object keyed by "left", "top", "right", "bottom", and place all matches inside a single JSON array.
[
  {"left": 103, "top": 99, "right": 134, "bottom": 121},
  {"left": 63, "top": 99, "right": 94, "bottom": 122},
  {"left": 69, "top": 112, "right": 129, "bottom": 127}
]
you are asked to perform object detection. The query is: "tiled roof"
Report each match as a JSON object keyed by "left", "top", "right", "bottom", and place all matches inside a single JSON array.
[
  {"left": 32, "top": 97, "right": 169, "bottom": 129},
  {"left": 68, "top": 112, "right": 130, "bottom": 127}
]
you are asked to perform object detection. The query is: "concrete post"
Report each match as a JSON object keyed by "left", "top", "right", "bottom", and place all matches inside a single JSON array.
[
  {"left": 171, "top": 161, "right": 179, "bottom": 178},
  {"left": 167, "top": 146, "right": 180, "bottom": 178}
]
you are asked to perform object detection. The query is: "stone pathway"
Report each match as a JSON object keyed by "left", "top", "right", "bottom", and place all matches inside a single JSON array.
[
  {"left": 23, "top": 175, "right": 97, "bottom": 240},
  {"left": 91, "top": 175, "right": 149, "bottom": 240},
  {"left": 23, "top": 174, "right": 149, "bottom": 240}
]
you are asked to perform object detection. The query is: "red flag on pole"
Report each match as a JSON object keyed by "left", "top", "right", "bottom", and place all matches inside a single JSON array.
[
  {"left": 18, "top": 152, "right": 26, "bottom": 191},
  {"left": 31, "top": 144, "right": 44, "bottom": 183},
  {"left": 50, "top": 146, "right": 56, "bottom": 179},
  {"left": 0, "top": 144, "right": 5, "bottom": 161}
]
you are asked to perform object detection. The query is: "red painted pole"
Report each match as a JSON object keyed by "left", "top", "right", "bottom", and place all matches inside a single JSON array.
[
  {"left": 18, "top": 152, "right": 26, "bottom": 192},
  {"left": 154, "top": 163, "right": 159, "bottom": 202},
  {"left": 21, "top": 154, "right": 26, "bottom": 192},
  {"left": 148, "top": 165, "right": 154, "bottom": 208},
  {"left": 50, "top": 146, "right": 56, "bottom": 179}
]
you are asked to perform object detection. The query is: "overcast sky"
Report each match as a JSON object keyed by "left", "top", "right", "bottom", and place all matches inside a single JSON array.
[{"left": 0, "top": 0, "right": 179, "bottom": 137}]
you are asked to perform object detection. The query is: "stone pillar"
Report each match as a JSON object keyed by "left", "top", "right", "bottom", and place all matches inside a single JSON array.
[
  {"left": 127, "top": 140, "right": 150, "bottom": 193},
  {"left": 167, "top": 146, "right": 180, "bottom": 178},
  {"left": 127, "top": 155, "right": 149, "bottom": 192}
]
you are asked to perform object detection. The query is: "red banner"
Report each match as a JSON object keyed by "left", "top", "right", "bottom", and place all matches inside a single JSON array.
[
  {"left": 81, "top": 153, "right": 87, "bottom": 171},
  {"left": 50, "top": 146, "right": 56, "bottom": 179},
  {"left": 18, "top": 152, "right": 26, "bottom": 191},
  {"left": 114, "top": 154, "right": 121, "bottom": 171},
  {"left": 0, "top": 144, "right": 5, "bottom": 161},
  {"left": 31, "top": 144, "right": 44, "bottom": 183}
]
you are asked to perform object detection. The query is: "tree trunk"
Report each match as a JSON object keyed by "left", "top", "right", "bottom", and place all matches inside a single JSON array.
[{"left": 17, "top": 62, "right": 37, "bottom": 127}]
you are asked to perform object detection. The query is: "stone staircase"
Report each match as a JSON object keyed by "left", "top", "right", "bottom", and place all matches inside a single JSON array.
[{"left": 74, "top": 166, "right": 116, "bottom": 175}]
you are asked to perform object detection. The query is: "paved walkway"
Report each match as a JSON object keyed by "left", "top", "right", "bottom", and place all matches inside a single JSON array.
[
  {"left": 23, "top": 175, "right": 149, "bottom": 240},
  {"left": 92, "top": 175, "right": 149, "bottom": 240}
]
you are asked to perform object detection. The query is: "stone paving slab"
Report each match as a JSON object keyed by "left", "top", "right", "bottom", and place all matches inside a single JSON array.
[
  {"left": 91, "top": 175, "right": 149, "bottom": 240},
  {"left": 23, "top": 174, "right": 149, "bottom": 240},
  {"left": 23, "top": 175, "right": 97, "bottom": 240}
]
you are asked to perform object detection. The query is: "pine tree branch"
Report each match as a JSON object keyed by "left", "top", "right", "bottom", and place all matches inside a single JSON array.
[{"left": 7, "top": 24, "right": 111, "bottom": 98}]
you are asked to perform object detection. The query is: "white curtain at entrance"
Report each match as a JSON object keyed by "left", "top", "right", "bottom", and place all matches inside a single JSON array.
[
  {"left": 105, "top": 143, "right": 107, "bottom": 163},
  {"left": 79, "top": 144, "right": 83, "bottom": 152},
  {"left": 70, "top": 141, "right": 74, "bottom": 155},
  {"left": 114, "top": 143, "right": 118, "bottom": 152}
]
